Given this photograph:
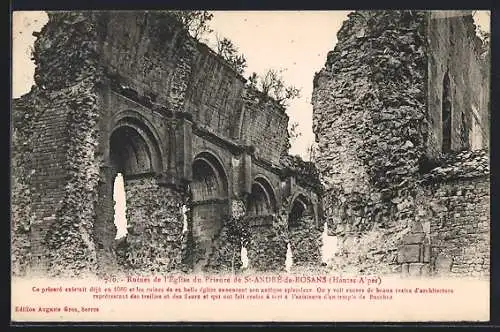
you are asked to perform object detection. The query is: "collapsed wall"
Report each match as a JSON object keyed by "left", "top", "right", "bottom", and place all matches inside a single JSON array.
[
  {"left": 12, "top": 13, "right": 103, "bottom": 277},
  {"left": 312, "top": 10, "right": 490, "bottom": 276},
  {"left": 312, "top": 11, "right": 428, "bottom": 274},
  {"left": 413, "top": 150, "right": 489, "bottom": 276}
]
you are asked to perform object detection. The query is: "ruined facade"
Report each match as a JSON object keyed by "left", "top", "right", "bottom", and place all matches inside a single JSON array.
[
  {"left": 11, "top": 11, "right": 323, "bottom": 277},
  {"left": 312, "top": 10, "right": 490, "bottom": 276}
]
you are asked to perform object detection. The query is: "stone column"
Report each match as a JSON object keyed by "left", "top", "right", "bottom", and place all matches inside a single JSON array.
[
  {"left": 289, "top": 214, "right": 323, "bottom": 270},
  {"left": 398, "top": 221, "right": 431, "bottom": 277},
  {"left": 120, "top": 176, "right": 185, "bottom": 274},
  {"left": 94, "top": 164, "right": 120, "bottom": 276},
  {"left": 246, "top": 215, "right": 288, "bottom": 272}
]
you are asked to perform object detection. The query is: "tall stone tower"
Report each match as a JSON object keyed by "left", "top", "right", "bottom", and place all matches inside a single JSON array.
[{"left": 312, "top": 10, "right": 490, "bottom": 276}]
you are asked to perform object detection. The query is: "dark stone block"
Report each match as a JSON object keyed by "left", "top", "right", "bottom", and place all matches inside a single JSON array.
[{"left": 398, "top": 243, "right": 421, "bottom": 263}]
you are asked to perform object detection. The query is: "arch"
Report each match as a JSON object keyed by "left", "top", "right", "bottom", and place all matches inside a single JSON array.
[
  {"left": 110, "top": 117, "right": 163, "bottom": 175},
  {"left": 247, "top": 175, "right": 278, "bottom": 215},
  {"left": 191, "top": 151, "right": 229, "bottom": 202},
  {"left": 189, "top": 150, "right": 230, "bottom": 270},
  {"left": 110, "top": 110, "right": 165, "bottom": 172},
  {"left": 288, "top": 193, "right": 314, "bottom": 228}
]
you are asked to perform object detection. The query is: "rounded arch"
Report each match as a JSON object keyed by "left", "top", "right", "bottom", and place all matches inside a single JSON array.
[
  {"left": 247, "top": 175, "right": 278, "bottom": 215},
  {"left": 110, "top": 110, "right": 165, "bottom": 171},
  {"left": 191, "top": 151, "right": 229, "bottom": 202},
  {"left": 110, "top": 116, "right": 163, "bottom": 175},
  {"left": 288, "top": 193, "right": 314, "bottom": 228}
]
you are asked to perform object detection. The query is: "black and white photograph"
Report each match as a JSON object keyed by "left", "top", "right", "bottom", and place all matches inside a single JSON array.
[{"left": 11, "top": 9, "right": 491, "bottom": 322}]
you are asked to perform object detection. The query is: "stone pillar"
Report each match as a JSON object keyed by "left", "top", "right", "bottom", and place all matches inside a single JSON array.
[
  {"left": 204, "top": 199, "right": 246, "bottom": 273},
  {"left": 176, "top": 117, "right": 193, "bottom": 182},
  {"left": 190, "top": 199, "right": 229, "bottom": 273},
  {"left": 289, "top": 214, "right": 323, "bottom": 270},
  {"left": 398, "top": 221, "right": 431, "bottom": 277},
  {"left": 246, "top": 215, "right": 287, "bottom": 272},
  {"left": 120, "top": 176, "right": 184, "bottom": 274},
  {"left": 94, "top": 164, "right": 120, "bottom": 275}
]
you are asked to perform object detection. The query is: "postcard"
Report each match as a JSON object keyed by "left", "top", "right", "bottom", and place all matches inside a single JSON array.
[{"left": 11, "top": 9, "right": 491, "bottom": 322}]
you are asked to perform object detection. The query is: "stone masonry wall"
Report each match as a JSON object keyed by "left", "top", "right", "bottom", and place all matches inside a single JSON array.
[
  {"left": 99, "top": 11, "right": 289, "bottom": 166},
  {"left": 12, "top": 94, "right": 41, "bottom": 276},
  {"left": 288, "top": 215, "right": 323, "bottom": 269},
  {"left": 120, "top": 177, "right": 185, "bottom": 274},
  {"left": 12, "top": 11, "right": 321, "bottom": 277},
  {"left": 246, "top": 215, "right": 288, "bottom": 272},
  {"left": 312, "top": 11, "right": 428, "bottom": 274},
  {"left": 12, "top": 12, "right": 103, "bottom": 277},
  {"left": 313, "top": 10, "right": 489, "bottom": 276},
  {"left": 426, "top": 12, "right": 490, "bottom": 157},
  {"left": 418, "top": 150, "right": 490, "bottom": 276},
  {"left": 184, "top": 44, "right": 246, "bottom": 139},
  {"left": 240, "top": 88, "right": 290, "bottom": 164},
  {"left": 203, "top": 199, "right": 247, "bottom": 274}
]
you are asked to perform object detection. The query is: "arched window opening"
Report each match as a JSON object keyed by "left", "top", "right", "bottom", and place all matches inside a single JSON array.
[
  {"left": 189, "top": 152, "right": 230, "bottom": 270},
  {"left": 288, "top": 200, "right": 306, "bottom": 229},
  {"left": 246, "top": 178, "right": 277, "bottom": 216},
  {"left": 191, "top": 159, "right": 221, "bottom": 201},
  {"left": 113, "top": 173, "right": 128, "bottom": 239},
  {"left": 442, "top": 71, "right": 452, "bottom": 153}
]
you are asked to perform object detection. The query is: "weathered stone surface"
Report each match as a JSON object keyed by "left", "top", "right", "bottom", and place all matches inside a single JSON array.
[
  {"left": 289, "top": 215, "right": 323, "bottom": 268},
  {"left": 312, "top": 10, "right": 489, "bottom": 276},
  {"left": 12, "top": 11, "right": 323, "bottom": 277},
  {"left": 118, "top": 177, "right": 184, "bottom": 274},
  {"left": 11, "top": 12, "right": 103, "bottom": 277},
  {"left": 246, "top": 215, "right": 288, "bottom": 272}
]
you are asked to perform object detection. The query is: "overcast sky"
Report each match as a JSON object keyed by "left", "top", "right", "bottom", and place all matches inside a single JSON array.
[{"left": 12, "top": 11, "right": 490, "bottom": 159}]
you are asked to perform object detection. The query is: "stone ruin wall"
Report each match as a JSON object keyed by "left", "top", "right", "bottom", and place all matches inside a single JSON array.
[
  {"left": 415, "top": 151, "right": 489, "bottom": 276},
  {"left": 426, "top": 11, "right": 490, "bottom": 157},
  {"left": 312, "top": 10, "right": 490, "bottom": 276},
  {"left": 11, "top": 11, "right": 323, "bottom": 277},
  {"left": 12, "top": 12, "right": 104, "bottom": 277}
]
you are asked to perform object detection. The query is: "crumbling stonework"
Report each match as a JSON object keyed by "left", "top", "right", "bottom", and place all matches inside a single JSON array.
[
  {"left": 12, "top": 11, "right": 323, "bottom": 277},
  {"left": 288, "top": 215, "right": 323, "bottom": 268},
  {"left": 118, "top": 177, "right": 184, "bottom": 274},
  {"left": 313, "top": 10, "right": 490, "bottom": 276},
  {"left": 280, "top": 155, "right": 324, "bottom": 269},
  {"left": 246, "top": 215, "right": 288, "bottom": 272},
  {"left": 12, "top": 12, "right": 103, "bottom": 277},
  {"left": 416, "top": 150, "right": 490, "bottom": 276},
  {"left": 203, "top": 200, "right": 246, "bottom": 273}
]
